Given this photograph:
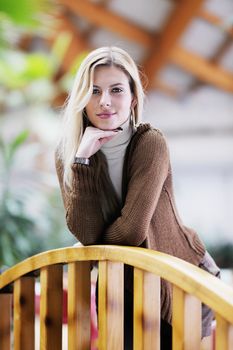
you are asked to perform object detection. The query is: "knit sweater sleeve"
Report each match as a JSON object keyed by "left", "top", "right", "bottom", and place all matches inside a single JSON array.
[
  {"left": 55, "top": 151, "right": 105, "bottom": 245},
  {"left": 103, "top": 129, "right": 169, "bottom": 246}
]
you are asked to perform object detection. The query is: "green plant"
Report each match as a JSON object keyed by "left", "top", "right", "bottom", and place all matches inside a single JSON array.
[
  {"left": 0, "top": 130, "right": 44, "bottom": 267},
  {"left": 208, "top": 243, "right": 233, "bottom": 269}
]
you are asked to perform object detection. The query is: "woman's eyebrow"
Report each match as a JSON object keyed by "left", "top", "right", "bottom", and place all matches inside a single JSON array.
[
  {"left": 93, "top": 83, "right": 125, "bottom": 88},
  {"left": 110, "top": 83, "right": 124, "bottom": 87}
]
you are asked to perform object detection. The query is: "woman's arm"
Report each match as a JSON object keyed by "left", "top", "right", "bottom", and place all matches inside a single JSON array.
[
  {"left": 55, "top": 153, "right": 105, "bottom": 245},
  {"left": 55, "top": 127, "right": 122, "bottom": 245},
  {"left": 103, "top": 129, "right": 170, "bottom": 246}
]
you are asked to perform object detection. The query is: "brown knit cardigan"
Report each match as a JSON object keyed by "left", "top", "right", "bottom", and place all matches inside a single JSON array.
[{"left": 55, "top": 123, "right": 206, "bottom": 323}]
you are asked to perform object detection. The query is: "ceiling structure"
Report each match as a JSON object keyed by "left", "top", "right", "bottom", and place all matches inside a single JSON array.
[
  {"left": 45, "top": 0, "right": 233, "bottom": 173},
  {"left": 17, "top": 0, "right": 233, "bottom": 168},
  {"left": 50, "top": 0, "right": 233, "bottom": 98}
]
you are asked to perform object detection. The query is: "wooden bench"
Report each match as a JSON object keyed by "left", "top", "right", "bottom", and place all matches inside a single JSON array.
[{"left": 0, "top": 245, "right": 233, "bottom": 349}]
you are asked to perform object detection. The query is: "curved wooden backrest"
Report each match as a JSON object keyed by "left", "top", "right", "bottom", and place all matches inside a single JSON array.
[{"left": 0, "top": 245, "right": 233, "bottom": 350}]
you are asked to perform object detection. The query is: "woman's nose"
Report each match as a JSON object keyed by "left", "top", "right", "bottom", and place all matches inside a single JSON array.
[{"left": 100, "top": 92, "right": 111, "bottom": 107}]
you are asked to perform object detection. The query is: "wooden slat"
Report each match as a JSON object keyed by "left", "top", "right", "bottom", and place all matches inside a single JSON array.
[
  {"left": 58, "top": 0, "right": 153, "bottom": 47},
  {"left": 68, "top": 261, "right": 91, "bottom": 350},
  {"left": 215, "top": 314, "right": 228, "bottom": 350},
  {"left": 143, "top": 272, "right": 160, "bottom": 349},
  {"left": 229, "top": 324, "right": 233, "bottom": 348},
  {"left": 40, "top": 265, "right": 63, "bottom": 350},
  {"left": 173, "top": 286, "right": 185, "bottom": 349},
  {"left": 134, "top": 268, "right": 160, "bottom": 350},
  {"left": 14, "top": 277, "right": 35, "bottom": 350},
  {"left": 98, "top": 261, "right": 124, "bottom": 350},
  {"left": 170, "top": 45, "right": 233, "bottom": 93},
  {"left": 98, "top": 261, "right": 107, "bottom": 350},
  {"left": 0, "top": 294, "right": 12, "bottom": 350},
  {"left": 107, "top": 262, "right": 124, "bottom": 350},
  {"left": 184, "top": 294, "right": 201, "bottom": 349},
  {"left": 173, "top": 285, "right": 201, "bottom": 350},
  {"left": 144, "top": 0, "right": 204, "bottom": 85},
  {"left": 134, "top": 268, "right": 143, "bottom": 350}
]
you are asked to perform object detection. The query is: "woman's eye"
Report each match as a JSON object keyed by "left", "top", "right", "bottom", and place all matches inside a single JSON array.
[
  {"left": 92, "top": 88, "right": 100, "bottom": 95},
  {"left": 112, "top": 87, "right": 123, "bottom": 93}
]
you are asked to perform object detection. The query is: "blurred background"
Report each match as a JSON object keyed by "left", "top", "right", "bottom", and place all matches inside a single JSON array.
[{"left": 0, "top": 0, "right": 233, "bottom": 276}]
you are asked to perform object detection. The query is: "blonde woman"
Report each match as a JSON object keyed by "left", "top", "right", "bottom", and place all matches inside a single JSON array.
[{"left": 55, "top": 46, "right": 219, "bottom": 349}]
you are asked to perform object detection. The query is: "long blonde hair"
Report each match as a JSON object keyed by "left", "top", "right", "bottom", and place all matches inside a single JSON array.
[{"left": 57, "top": 46, "right": 145, "bottom": 188}]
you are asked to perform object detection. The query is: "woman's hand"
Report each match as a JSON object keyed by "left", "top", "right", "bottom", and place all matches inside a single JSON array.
[{"left": 76, "top": 126, "right": 121, "bottom": 158}]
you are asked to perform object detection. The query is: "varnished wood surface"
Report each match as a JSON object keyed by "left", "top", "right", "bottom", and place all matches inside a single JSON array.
[
  {"left": 40, "top": 265, "right": 63, "bottom": 350},
  {"left": 98, "top": 261, "right": 124, "bottom": 350},
  {"left": 215, "top": 314, "right": 231, "bottom": 350},
  {"left": 98, "top": 261, "right": 107, "bottom": 350},
  {"left": 134, "top": 269, "right": 160, "bottom": 350},
  {"left": 107, "top": 262, "right": 124, "bottom": 350},
  {"left": 68, "top": 261, "right": 91, "bottom": 350},
  {"left": 0, "top": 294, "right": 11, "bottom": 350},
  {"left": 0, "top": 246, "right": 233, "bottom": 349},
  {"left": 0, "top": 245, "right": 233, "bottom": 325},
  {"left": 14, "top": 276, "right": 35, "bottom": 350}
]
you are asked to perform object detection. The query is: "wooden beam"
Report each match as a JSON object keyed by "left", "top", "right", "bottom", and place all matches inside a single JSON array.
[
  {"left": 47, "top": 12, "right": 89, "bottom": 107},
  {"left": 152, "top": 80, "right": 179, "bottom": 98},
  {"left": 211, "top": 36, "right": 233, "bottom": 64},
  {"left": 58, "top": 0, "right": 153, "bottom": 47},
  {"left": 170, "top": 45, "right": 233, "bottom": 93},
  {"left": 51, "top": 12, "right": 88, "bottom": 72},
  {"left": 143, "top": 0, "right": 204, "bottom": 86},
  {"left": 185, "top": 37, "right": 233, "bottom": 94},
  {"left": 198, "top": 9, "right": 233, "bottom": 37},
  {"left": 98, "top": 0, "right": 110, "bottom": 6}
]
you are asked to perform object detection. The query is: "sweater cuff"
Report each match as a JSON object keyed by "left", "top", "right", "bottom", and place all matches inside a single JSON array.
[{"left": 71, "top": 162, "right": 96, "bottom": 193}]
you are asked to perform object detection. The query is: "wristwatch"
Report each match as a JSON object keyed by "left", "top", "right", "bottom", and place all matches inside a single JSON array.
[{"left": 74, "top": 157, "right": 90, "bottom": 165}]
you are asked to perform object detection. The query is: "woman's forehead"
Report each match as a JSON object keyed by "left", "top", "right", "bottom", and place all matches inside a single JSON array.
[{"left": 93, "top": 65, "right": 130, "bottom": 86}]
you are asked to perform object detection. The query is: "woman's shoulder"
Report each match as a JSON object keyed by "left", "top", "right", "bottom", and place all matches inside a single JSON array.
[
  {"left": 135, "top": 123, "right": 167, "bottom": 145},
  {"left": 128, "top": 123, "right": 169, "bottom": 165}
]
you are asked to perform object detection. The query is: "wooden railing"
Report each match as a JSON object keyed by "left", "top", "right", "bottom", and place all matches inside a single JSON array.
[{"left": 0, "top": 245, "right": 233, "bottom": 349}]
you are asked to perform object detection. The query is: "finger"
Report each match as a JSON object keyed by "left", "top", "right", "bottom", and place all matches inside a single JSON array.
[
  {"left": 86, "top": 127, "right": 120, "bottom": 137},
  {"left": 99, "top": 135, "right": 116, "bottom": 146}
]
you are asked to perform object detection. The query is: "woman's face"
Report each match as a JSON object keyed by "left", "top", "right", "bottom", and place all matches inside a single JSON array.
[{"left": 85, "top": 65, "right": 135, "bottom": 130}]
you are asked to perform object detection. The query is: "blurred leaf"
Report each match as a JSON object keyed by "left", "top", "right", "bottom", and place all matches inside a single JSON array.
[
  {"left": 0, "top": 130, "right": 29, "bottom": 169},
  {"left": 0, "top": 0, "right": 48, "bottom": 28},
  {"left": 0, "top": 51, "right": 55, "bottom": 89},
  {"left": 0, "top": 136, "right": 4, "bottom": 150},
  {"left": 8, "top": 130, "right": 29, "bottom": 159},
  {"left": 50, "top": 31, "right": 73, "bottom": 65},
  {"left": 22, "top": 53, "right": 55, "bottom": 79},
  {"left": 70, "top": 51, "right": 89, "bottom": 75}
]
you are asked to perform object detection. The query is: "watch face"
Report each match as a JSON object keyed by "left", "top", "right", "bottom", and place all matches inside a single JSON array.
[{"left": 75, "top": 157, "right": 90, "bottom": 165}]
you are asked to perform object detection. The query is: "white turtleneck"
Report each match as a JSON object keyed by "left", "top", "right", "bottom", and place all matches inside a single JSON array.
[{"left": 101, "top": 118, "right": 133, "bottom": 202}]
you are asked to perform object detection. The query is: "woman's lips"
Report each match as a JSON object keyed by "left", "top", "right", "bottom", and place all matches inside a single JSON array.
[{"left": 96, "top": 112, "right": 116, "bottom": 119}]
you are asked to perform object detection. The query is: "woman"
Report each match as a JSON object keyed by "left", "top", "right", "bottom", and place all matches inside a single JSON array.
[{"left": 55, "top": 46, "right": 219, "bottom": 349}]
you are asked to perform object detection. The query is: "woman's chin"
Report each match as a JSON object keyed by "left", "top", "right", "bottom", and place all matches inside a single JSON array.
[{"left": 97, "top": 123, "right": 117, "bottom": 131}]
